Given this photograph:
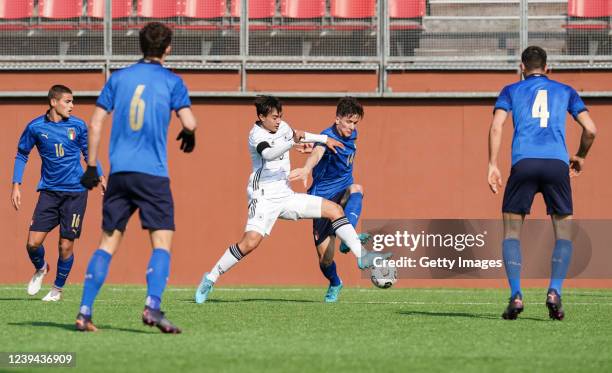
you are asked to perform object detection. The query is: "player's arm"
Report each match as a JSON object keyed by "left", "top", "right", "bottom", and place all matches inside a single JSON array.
[
  {"left": 296, "top": 131, "right": 344, "bottom": 154},
  {"left": 488, "top": 109, "right": 508, "bottom": 194},
  {"left": 81, "top": 107, "right": 107, "bottom": 190},
  {"left": 79, "top": 123, "right": 106, "bottom": 193},
  {"left": 258, "top": 136, "right": 295, "bottom": 161},
  {"left": 289, "top": 146, "right": 326, "bottom": 187},
  {"left": 176, "top": 107, "right": 197, "bottom": 153},
  {"left": 11, "top": 125, "right": 36, "bottom": 211},
  {"left": 569, "top": 111, "right": 597, "bottom": 177}
]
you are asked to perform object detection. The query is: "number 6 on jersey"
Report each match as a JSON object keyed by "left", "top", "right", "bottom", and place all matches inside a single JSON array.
[{"left": 532, "top": 89, "right": 550, "bottom": 128}]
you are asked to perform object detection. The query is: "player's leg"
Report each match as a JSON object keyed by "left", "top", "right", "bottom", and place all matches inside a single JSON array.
[
  {"left": 316, "top": 236, "right": 343, "bottom": 302},
  {"left": 542, "top": 159, "right": 574, "bottom": 320},
  {"left": 77, "top": 173, "right": 133, "bottom": 331},
  {"left": 45, "top": 191, "right": 88, "bottom": 301},
  {"left": 26, "top": 191, "right": 61, "bottom": 295},
  {"left": 195, "top": 230, "right": 264, "bottom": 304},
  {"left": 339, "top": 184, "right": 370, "bottom": 253},
  {"left": 500, "top": 159, "right": 538, "bottom": 320},
  {"left": 26, "top": 231, "right": 50, "bottom": 295}
]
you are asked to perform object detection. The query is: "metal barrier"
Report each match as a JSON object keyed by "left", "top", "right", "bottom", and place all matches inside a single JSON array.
[{"left": 0, "top": 1, "right": 610, "bottom": 70}]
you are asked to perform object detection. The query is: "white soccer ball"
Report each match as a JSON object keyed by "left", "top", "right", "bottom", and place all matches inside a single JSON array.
[{"left": 370, "top": 263, "right": 397, "bottom": 289}]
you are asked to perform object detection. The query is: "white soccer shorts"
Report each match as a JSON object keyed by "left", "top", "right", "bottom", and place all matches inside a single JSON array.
[{"left": 245, "top": 193, "right": 323, "bottom": 236}]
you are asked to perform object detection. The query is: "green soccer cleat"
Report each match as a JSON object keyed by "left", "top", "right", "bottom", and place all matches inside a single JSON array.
[
  {"left": 194, "top": 273, "right": 214, "bottom": 304},
  {"left": 339, "top": 233, "right": 371, "bottom": 254},
  {"left": 358, "top": 250, "right": 392, "bottom": 270},
  {"left": 324, "top": 283, "right": 343, "bottom": 303}
]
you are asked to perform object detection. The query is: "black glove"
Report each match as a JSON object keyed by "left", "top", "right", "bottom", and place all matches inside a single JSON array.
[
  {"left": 80, "top": 165, "right": 100, "bottom": 190},
  {"left": 176, "top": 129, "right": 195, "bottom": 153}
]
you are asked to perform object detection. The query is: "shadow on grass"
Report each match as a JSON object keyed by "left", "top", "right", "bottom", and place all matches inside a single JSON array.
[
  {"left": 398, "top": 310, "right": 546, "bottom": 321},
  {"left": 0, "top": 297, "right": 43, "bottom": 302},
  {"left": 8, "top": 321, "right": 154, "bottom": 334},
  {"left": 180, "top": 298, "right": 318, "bottom": 304}
]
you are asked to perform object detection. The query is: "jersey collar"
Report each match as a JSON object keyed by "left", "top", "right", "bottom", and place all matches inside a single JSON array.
[
  {"left": 139, "top": 58, "right": 162, "bottom": 65},
  {"left": 525, "top": 73, "right": 547, "bottom": 80}
]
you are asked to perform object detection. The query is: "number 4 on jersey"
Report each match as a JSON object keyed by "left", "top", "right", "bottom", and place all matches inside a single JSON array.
[{"left": 532, "top": 89, "right": 550, "bottom": 128}]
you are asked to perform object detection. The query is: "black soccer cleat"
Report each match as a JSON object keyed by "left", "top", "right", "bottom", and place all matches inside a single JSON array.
[
  {"left": 142, "top": 306, "right": 182, "bottom": 334},
  {"left": 502, "top": 293, "right": 524, "bottom": 320},
  {"left": 546, "top": 289, "right": 564, "bottom": 321},
  {"left": 75, "top": 313, "right": 98, "bottom": 332}
]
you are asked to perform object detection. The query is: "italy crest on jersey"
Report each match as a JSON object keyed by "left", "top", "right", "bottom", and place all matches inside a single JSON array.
[{"left": 67, "top": 128, "right": 76, "bottom": 141}]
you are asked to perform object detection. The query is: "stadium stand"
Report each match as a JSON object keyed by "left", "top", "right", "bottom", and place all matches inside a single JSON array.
[
  {"left": 231, "top": 0, "right": 275, "bottom": 18},
  {"left": 566, "top": 0, "right": 611, "bottom": 55},
  {"left": 39, "top": 0, "right": 84, "bottom": 19},
  {"left": 0, "top": 0, "right": 33, "bottom": 19},
  {"left": 87, "top": 0, "right": 133, "bottom": 19}
]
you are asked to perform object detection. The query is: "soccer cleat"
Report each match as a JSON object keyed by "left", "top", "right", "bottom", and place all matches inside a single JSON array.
[
  {"left": 358, "top": 250, "right": 392, "bottom": 270},
  {"left": 75, "top": 313, "right": 98, "bottom": 332},
  {"left": 41, "top": 287, "right": 62, "bottom": 302},
  {"left": 546, "top": 289, "right": 564, "bottom": 321},
  {"left": 27, "top": 263, "right": 49, "bottom": 296},
  {"left": 339, "top": 233, "right": 371, "bottom": 254},
  {"left": 501, "top": 293, "right": 524, "bottom": 320},
  {"left": 324, "top": 283, "right": 343, "bottom": 303},
  {"left": 142, "top": 306, "right": 182, "bottom": 334},
  {"left": 194, "top": 273, "right": 214, "bottom": 304}
]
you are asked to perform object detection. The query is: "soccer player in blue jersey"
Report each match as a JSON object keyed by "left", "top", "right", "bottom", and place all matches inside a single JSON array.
[
  {"left": 488, "top": 46, "right": 597, "bottom": 320},
  {"left": 289, "top": 97, "right": 369, "bottom": 302},
  {"left": 11, "top": 85, "right": 105, "bottom": 302},
  {"left": 75, "top": 22, "right": 197, "bottom": 333}
]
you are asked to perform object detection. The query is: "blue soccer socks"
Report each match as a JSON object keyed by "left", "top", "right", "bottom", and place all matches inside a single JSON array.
[
  {"left": 344, "top": 192, "right": 363, "bottom": 228},
  {"left": 549, "top": 239, "right": 573, "bottom": 295},
  {"left": 319, "top": 261, "right": 341, "bottom": 287},
  {"left": 54, "top": 254, "right": 74, "bottom": 288},
  {"left": 502, "top": 238, "right": 522, "bottom": 298},
  {"left": 145, "top": 249, "right": 171, "bottom": 311},
  {"left": 79, "top": 249, "right": 112, "bottom": 316},
  {"left": 27, "top": 245, "right": 46, "bottom": 271}
]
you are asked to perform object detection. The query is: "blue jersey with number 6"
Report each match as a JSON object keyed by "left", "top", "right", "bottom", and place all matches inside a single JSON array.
[
  {"left": 96, "top": 60, "right": 191, "bottom": 177},
  {"left": 494, "top": 74, "right": 587, "bottom": 166}
]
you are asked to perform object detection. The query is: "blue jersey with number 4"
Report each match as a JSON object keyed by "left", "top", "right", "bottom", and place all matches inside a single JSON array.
[
  {"left": 96, "top": 60, "right": 191, "bottom": 177},
  {"left": 494, "top": 75, "right": 587, "bottom": 166},
  {"left": 308, "top": 125, "right": 356, "bottom": 199}
]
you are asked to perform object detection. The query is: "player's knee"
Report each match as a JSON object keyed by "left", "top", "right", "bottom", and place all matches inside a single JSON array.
[
  {"left": 323, "top": 200, "right": 344, "bottom": 220},
  {"left": 26, "top": 241, "right": 43, "bottom": 251},
  {"left": 350, "top": 184, "right": 363, "bottom": 194},
  {"left": 58, "top": 240, "right": 74, "bottom": 258}
]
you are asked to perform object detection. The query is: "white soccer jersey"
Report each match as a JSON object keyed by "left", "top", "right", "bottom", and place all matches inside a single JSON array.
[{"left": 247, "top": 120, "right": 294, "bottom": 198}]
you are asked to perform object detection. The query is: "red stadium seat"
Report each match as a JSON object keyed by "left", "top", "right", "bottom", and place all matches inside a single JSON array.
[
  {"left": 389, "top": 0, "right": 425, "bottom": 19},
  {"left": 137, "top": 0, "right": 180, "bottom": 18},
  {"left": 87, "top": 0, "right": 133, "bottom": 19},
  {"left": 330, "top": 0, "right": 375, "bottom": 19},
  {"left": 280, "top": 0, "right": 325, "bottom": 19},
  {"left": 231, "top": 0, "right": 275, "bottom": 19},
  {"left": 39, "top": 0, "right": 83, "bottom": 19},
  {"left": 568, "top": 0, "right": 611, "bottom": 18},
  {"left": 0, "top": 0, "right": 34, "bottom": 19},
  {"left": 183, "top": 0, "right": 226, "bottom": 18}
]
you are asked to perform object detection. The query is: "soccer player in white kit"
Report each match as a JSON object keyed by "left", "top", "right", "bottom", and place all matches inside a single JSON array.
[{"left": 195, "top": 96, "right": 389, "bottom": 303}]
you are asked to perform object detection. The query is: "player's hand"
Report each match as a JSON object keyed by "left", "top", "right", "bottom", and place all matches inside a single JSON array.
[
  {"left": 292, "top": 129, "right": 305, "bottom": 143},
  {"left": 293, "top": 143, "right": 314, "bottom": 153},
  {"left": 10, "top": 183, "right": 21, "bottom": 211},
  {"left": 81, "top": 165, "right": 100, "bottom": 190},
  {"left": 488, "top": 164, "right": 503, "bottom": 194},
  {"left": 325, "top": 137, "right": 344, "bottom": 154},
  {"left": 569, "top": 155, "right": 585, "bottom": 177},
  {"left": 289, "top": 168, "right": 310, "bottom": 188},
  {"left": 99, "top": 175, "right": 107, "bottom": 195},
  {"left": 177, "top": 129, "right": 195, "bottom": 153}
]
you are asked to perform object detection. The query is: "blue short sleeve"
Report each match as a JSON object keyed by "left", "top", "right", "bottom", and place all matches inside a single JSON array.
[
  {"left": 171, "top": 78, "right": 191, "bottom": 112},
  {"left": 568, "top": 88, "right": 587, "bottom": 118},
  {"left": 494, "top": 86, "right": 512, "bottom": 112},
  {"left": 96, "top": 76, "right": 115, "bottom": 112}
]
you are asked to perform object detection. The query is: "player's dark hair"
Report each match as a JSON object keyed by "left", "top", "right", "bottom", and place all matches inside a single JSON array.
[
  {"left": 48, "top": 84, "right": 72, "bottom": 105},
  {"left": 521, "top": 46, "right": 547, "bottom": 71},
  {"left": 336, "top": 97, "right": 364, "bottom": 119},
  {"left": 254, "top": 95, "right": 282, "bottom": 117},
  {"left": 139, "top": 22, "right": 172, "bottom": 58}
]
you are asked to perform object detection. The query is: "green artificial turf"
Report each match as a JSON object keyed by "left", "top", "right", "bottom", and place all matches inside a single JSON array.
[{"left": 1, "top": 285, "right": 611, "bottom": 372}]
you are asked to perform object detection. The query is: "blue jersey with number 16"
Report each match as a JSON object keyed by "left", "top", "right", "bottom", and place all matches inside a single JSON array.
[
  {"left": 494, "top": 74, "right": 587, "bottom": 166},
  {"left": 96, "top": 60, "right": 191, "bottom": 177}
]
